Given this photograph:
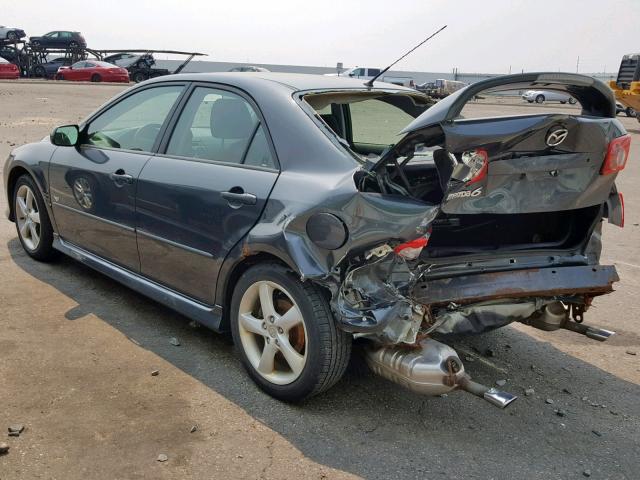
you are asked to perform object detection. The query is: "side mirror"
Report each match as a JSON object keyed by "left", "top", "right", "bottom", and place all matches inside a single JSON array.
[{"left": 51, "top": 125, "right": 79, "bottom": 146}]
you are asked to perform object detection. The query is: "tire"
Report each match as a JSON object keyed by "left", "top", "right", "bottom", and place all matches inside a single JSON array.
[
  {"left": 230, "top": 262, "right": 351, "bottom": 402},
  {"left": 56, "top": 73, "right": 64, "bottom": 81},
  {"left": 13, "top": 175, "right": 56, "bottom": 261},
  {"left": 7, "top": 31, "right": 17, "bottom": 41},
  {"left": 535, "top": 94, "right": 545, "bottom": 104},
  {"left": 34, "top": 66, "right": 46, "bottom": 78},
  {"left": 133, "top": 71, "right": 147, "bottom": 83},
  {"left": 560, "top": 101, "right": 567, "bottom": 104},
  {"left": 91, "top": 73, "right": 101, "bottom": 83},
  {"left": 31, "top": 40, "right": 41, "bottom": 48},
  {"left": 69, "top": 41, "right": 78, "bottom": 49},
  {"left": 568, "top": 97, "right": 577, "bottom": 105},
  {"left": 527, "top": 100, "right": 534, "bottom": 103},
  {"left": 626, "top": 107, "right": 636, "bottom": 118}
]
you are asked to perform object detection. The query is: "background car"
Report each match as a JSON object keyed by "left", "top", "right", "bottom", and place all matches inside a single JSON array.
[
  {"left": 522, "top": 89, "right": 577, "bottom": 104},
  {"left": 29, "top": 31, "right": 86, "bottom": 49},
  {"left": 56, "top": 60, "right": 129, "bottom": 83},
  {"left": 228, "top": 65, "right": 270, "bottom": 72},
  {"left": 103, "top": 53, "right": 154, "bottom": 69},
  {"left": 0, "top": 45, "right": 26, "bottom": 64},
  {"left": 33, "top": 57, "right": 72, "bottom": 78},
  {"left": 0, "top": 56, "right": 19, "bottom": 79},
  {"left": 0, "top": 26, "right": 26, "bottom": 42}
]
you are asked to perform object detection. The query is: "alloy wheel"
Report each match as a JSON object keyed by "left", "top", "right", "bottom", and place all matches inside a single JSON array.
[
  {"left": 15, "top": 184, "right": 41, "bottom": 251},
  {"left": 238, "top": 280, "right": 308, "bottom": 385}
]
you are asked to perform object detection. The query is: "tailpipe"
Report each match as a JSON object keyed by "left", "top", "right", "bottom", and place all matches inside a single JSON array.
[
  {"left": 458, "top": 376, "right": 518, "bottom": 408},
  {"left": 521, "top": 301, "right": 615, "bottom": 342},
  {"left": 364, "top": 338, "right": 517, "bottom": 408}
]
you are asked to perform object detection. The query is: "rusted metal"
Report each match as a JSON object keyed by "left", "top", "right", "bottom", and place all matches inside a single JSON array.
[{"left": 412, "top": 265, "right": 619, "bottom": 306}]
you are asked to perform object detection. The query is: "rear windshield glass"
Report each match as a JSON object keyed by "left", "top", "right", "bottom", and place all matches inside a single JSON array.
[{"left": 302, "top": 91, "right": 432, "bottom": 161}]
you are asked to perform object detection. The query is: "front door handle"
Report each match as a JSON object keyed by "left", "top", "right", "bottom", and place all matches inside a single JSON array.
[
  {"left": 109, "top": 169, "right": 134, "bottom": 184},
  {"left": 221, "top": 190, "right": 257, "bottom": 206}
]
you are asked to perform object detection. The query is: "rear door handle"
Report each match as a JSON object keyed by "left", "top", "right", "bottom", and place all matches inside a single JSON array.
[
  {"left": 109, "top": 169, "right": 134, "bottom": 184},
  {"left": 221, "top": 190, "right": 257, "bottom": 205}
]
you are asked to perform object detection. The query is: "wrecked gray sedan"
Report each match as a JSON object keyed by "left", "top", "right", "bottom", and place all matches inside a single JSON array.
[{"left": 3, "top": 72, "right": 628, "bottom": 406}]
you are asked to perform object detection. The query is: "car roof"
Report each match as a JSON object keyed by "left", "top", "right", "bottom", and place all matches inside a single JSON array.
[{"left": 146, "top": 72, "right": 416, "bottom": 92}]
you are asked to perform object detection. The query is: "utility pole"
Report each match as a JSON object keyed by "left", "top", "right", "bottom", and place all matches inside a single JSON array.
[{"left": 576, "top": 56, "right": 580, "bottom": 73}]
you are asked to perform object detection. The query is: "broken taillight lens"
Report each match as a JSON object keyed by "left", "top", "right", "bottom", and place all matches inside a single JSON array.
[
  {"left": 461, "top": 148, "right": 488, "bottom": 184},
  {"left": 394, "top": 232, "right": 431, "bottom": 260},
  {"left": 601, "top": 134, "right": 631, "bottom": 175}
]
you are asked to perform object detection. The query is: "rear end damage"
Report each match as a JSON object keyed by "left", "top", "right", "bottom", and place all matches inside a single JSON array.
[{"left": 312, "top": 73, "right": 629, "bottom": 407}]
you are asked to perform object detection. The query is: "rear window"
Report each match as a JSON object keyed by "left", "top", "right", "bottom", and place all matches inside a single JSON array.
[{"left": 302, "top": 91, "right": 432, "bottom": 160}]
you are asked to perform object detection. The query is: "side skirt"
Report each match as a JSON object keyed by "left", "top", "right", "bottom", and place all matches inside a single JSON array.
[{"left": 53, "top": 236, "right": 224, "bottom": 332}]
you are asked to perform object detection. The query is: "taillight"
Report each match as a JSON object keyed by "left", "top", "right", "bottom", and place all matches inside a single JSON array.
[
  {"left": 394, "top": 231, "right": 431, "bottom": 260},
  {"left": 601, "top": 134, "right": 631, "bottom": 175},
  {"left": 461, "top": 148, "right": 488, "bottom": 184}
]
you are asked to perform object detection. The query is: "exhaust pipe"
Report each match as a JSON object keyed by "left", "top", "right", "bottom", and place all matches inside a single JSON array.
[
  {"left": 364, "top": 338, "right": 517, "bottom": 408},
  {"left": 522, "top": 301, "right": 615, "bottom": 342}
]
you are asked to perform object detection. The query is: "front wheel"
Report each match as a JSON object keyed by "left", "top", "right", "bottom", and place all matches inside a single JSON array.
[
  {"left": 535, "top": 94, "right": 545, "bottom": 104},
  {"left": 13, "top": 175, "right": 56, "bottom": 261},
  {"left": 91, "top": 73, "right": 101, "bottom": 82},
  {"left": 230, "top": 263, "right": 351, "bottom": 402},
  {"left": 568, "top": 97, "right": 577, "bottom": 105},
  {"left": 132, "top": 71, "right": 147, "bottom": 83},
  {"left": 626, "top": 107, "right": 636, "bottom": 117},
  {"left": 7, "top": 31, "right": 17, "bottom": 41}
]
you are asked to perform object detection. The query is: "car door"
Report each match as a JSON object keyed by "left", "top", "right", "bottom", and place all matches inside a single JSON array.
[
  {"left": 135, "top": 84, "right": 280, "bottom": 304},
  {"left": 48, "top": 83, "right": 186, "bottom": 271}
]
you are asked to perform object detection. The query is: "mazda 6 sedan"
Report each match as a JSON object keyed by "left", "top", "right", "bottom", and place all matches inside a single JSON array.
[{"left": 3, "top": 72, "right": 628, "bottom": 406}]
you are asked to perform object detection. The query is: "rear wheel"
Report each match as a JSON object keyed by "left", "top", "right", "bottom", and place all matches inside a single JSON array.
[
  {"left": 13, "top": 175, "right": 56, "bottom": 261},
  {"left": 535, "top": 94, "right": 545, "bottom": 104},
  {"left": 7, "top": 31, "right": 17, "bottom": 41},
  {"left": 91, "top": 73, "right": 101, "bottom": 82},
  {"left": 230, "top": 263, "right": 351, "bottom": 402},
  {"left": 568, "top": 97, "right": 577, "bottom": 105},
  {"left": 133, "top": 71, "right": 147, "bottom": 83},
  {"left": 69, "top": 41, "right": 78, "bottom": 49},
  {"left": 31, "top": 40, "right": 41, "bottom": 48},
  {"left": 33, "top": 66, "right": 46, "bottom": 78}
]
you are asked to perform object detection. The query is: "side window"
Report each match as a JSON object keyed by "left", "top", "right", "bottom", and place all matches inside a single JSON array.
[
  {"left": 166, "top": 86, "right": 276, "bottom": 168},
  {"left": 85, "top": 85, "right": 184, "bottom": 152},
  {"left": 61, "top": 32, "right": 72, "bottom": 38},
  {"left": 71, "top": 61, "right": 85, "bottom": 69},
  {"left": 368, "top": 68, "right": 381, "bottom": 76}
]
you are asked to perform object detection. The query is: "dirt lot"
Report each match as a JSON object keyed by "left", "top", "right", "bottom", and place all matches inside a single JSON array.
[{"left": 0, "top": 81, "right": 639, "bottom": 480}]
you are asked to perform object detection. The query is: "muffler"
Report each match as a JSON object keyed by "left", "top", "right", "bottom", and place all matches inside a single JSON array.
[
  {"left": 522, "top": 301, "right": 615, "bottom": 342},
  {"left": 364, "top": 338, "right": 517, "bottom": 408}
]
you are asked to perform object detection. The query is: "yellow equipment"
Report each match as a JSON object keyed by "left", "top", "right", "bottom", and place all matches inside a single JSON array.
[{"left": 610, "top": 53, "right": 640, "bottom": 121}]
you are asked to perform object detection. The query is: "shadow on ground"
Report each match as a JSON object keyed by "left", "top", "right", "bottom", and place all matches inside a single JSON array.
[{"left": 9, "top": 238, "right": 640, "bottom": 479}]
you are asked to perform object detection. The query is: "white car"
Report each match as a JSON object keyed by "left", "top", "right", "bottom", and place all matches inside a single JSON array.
[
  {"left": 522, "top": 89, "right": 577, "bottom": 104},
  {"left": 0, "top": 26, "right": 26, "bottom": 42}
]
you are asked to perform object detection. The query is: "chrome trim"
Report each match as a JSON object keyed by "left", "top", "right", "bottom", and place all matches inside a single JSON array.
[
  {"left": 137, "top": 228, "right": 214, "bottom": 258},
  {"left": 52, "top": 236, "right": 224, "bottom": 331},
  {"left": 52, "top": 202, "right": 135, "bottom": 232}
]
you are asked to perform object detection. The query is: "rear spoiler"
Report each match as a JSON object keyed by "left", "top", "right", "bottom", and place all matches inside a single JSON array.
[{"left": 400, "top": 72, "right": 616, "bottom": 134}]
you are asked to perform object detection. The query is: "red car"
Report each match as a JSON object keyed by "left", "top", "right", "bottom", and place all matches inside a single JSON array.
[
  {"left": 56, "top": 60, "right": 129, "bottom": 83},
  {"left": 0, "top": 57, "right": 19, "bottom": 79}
]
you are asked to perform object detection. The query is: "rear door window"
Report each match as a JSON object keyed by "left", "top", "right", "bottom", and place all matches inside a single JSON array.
[{"left": 166, "top": 86, "right": 277, "bottom": 169}]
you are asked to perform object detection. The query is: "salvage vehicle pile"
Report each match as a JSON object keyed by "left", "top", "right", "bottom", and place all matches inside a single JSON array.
[{"left": 4, "top": 72, "right": 629, "bottom": 408}]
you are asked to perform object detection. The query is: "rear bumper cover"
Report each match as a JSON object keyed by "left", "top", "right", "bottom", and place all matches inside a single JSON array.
[{"left": 412, "top": 265, "right": 619, "bottom": 306}]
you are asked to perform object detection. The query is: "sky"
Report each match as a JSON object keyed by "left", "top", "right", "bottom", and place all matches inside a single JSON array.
[{"left": 3, "top": 0, "right": 639, "bottom": 74}]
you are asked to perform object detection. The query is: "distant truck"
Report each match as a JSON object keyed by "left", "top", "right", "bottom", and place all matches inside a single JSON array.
[
  {"left": 417, "top": 79, "right": 467, "bottom": 98},
  {"left": 325, "top": 66, "right": 415, "bottom": 87},
  {"left": 609, "top": 53, "right": 640, "bottom": 122}
]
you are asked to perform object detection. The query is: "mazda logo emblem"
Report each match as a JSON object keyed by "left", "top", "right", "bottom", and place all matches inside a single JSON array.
[{"left": 546, "top": 127, "right": 569, "bottom": 147}]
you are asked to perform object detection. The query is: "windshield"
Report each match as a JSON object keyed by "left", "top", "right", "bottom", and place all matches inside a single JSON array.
[{"left": 302, "top": 90, "right": 432, "bottom": 161}]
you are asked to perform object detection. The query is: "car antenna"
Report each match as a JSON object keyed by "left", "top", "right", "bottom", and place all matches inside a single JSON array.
[{"left": 364, "top": 25, "right": 447, "bottom": 88}]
